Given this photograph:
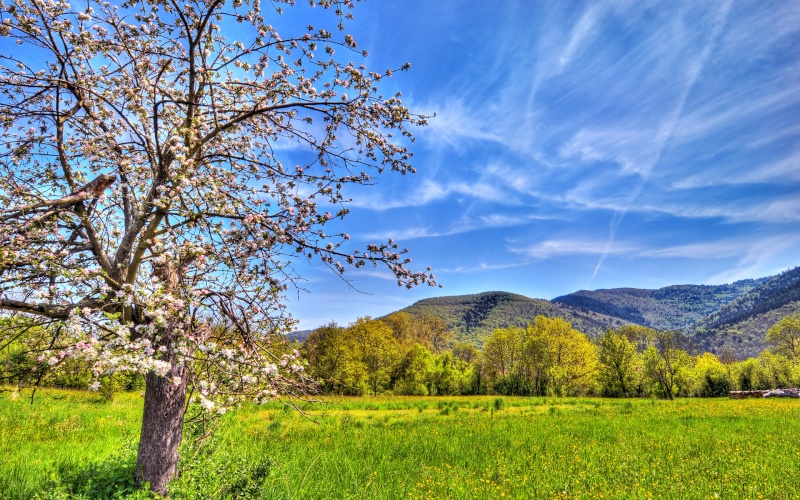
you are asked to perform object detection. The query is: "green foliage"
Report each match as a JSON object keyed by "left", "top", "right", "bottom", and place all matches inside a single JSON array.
[
  {"left": 642, "top": 331, "right": 694, "bottom": 400},
  {"left": 765, "top": 313, "right": 800, "bottom": 359},
  {"left": 0, "top": 318, "right": 145, "bottom": 393},
  {"left": 393, "top": 343, "right": 434, "bottom": 396},
  {"left": 550, "top": 268, "right": 800, "bottom": 360},
  {"left": 736, "top": 358, "right": 761, "bottom": 391},
  {"left": 303, "top": 318, "right": 476, "bottom": 396},
  {"left": 452, "top": 341, "right": 479, "bottom": 363},
  {"left": 754, "top": 350, "right": 798, "bottom": 389},
  {"left": 554, "top": 280, "right": 767, "bottom": 331},
  {"left": 360, "top": 267, "right": 800, "bottom": 361},
  {"left": 598, "top": 328, "right": 642, "bottom": 397},
  {"left": 168, "top": 437, "right": 271, "bottom": 499},
  {"left": 430, "top": 351, "right": 475, "bottom": 395},
  {"left": 396, "top": 291, "right": 627, "bottom": 347},
  {"left": 691, "top": 268, "right": 800, "bottom": 357},
  {"left": 481, "top": 327, "right": 522, "bottom": 382},
  {"left": 301, "top": 322, "right": 370, "bottom": 395},
  {"left": 730, "top": 351, "right": 800, "bottom": 391},
  {"left": 350, "top": 318, "right": 401, "bottom": 395},
  {"left": 38, "top": 440, "right": 144, "bottom": 499},
  {"left": 690, "top": 353, "right": 731, "bottom": 397},
  {"left": 695, "top": 267, "right": 800, "bottom": 333},
  {"left": 480, "top": 317, "right": 598, "bottom": 396},
  {"left": 299, "top": 298, "right": 800, "bottom": 399}
]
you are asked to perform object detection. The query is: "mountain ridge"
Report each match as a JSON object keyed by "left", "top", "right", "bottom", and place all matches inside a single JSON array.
[
  {"left": 296, "top": 267, "right": 800, "bottom": 358},
  {"left": 396, "top": 290, "right": 630, "bottom": 346}
]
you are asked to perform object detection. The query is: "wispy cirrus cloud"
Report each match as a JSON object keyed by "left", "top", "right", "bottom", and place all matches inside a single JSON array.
[
  {"left": 705, "top": 235, "right": 800, "bottom": 284},
  {"left": 510, "top": 238, "right": 638, "bottom": 260},
  {"left": 438, "top": 261, "right": 528, "bottom": 274},
  {"left": 364, "top": 211, "right": 557, "bottom": 242},
  {"left": 283, "top": 0, "right": 800, "bottom": 326}
]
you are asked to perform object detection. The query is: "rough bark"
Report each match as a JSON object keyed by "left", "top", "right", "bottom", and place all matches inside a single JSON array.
[{"left": 135, "top": 355, "right": 188, "bottom": 495}]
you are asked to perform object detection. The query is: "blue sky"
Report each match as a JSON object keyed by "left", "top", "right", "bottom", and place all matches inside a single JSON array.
[
  {"left": 285, "top": 0, "right": 800, "bottom": 328},
  {"left": 4, "top": 1, "right": 796, "bottom": 330}
]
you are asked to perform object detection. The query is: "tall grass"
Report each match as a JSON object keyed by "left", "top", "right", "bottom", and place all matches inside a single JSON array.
[{"left": 2, "top": 390, "right": 799, "bottom": 498}]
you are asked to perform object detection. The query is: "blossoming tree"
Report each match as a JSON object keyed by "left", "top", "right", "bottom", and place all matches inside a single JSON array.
[{"left": 0, "top": 0, "right": 436, "bottom": 492}]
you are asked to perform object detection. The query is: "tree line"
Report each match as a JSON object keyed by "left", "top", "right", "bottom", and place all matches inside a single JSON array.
[
  {"left": 4, "top": 312, "right": 799, "bottom": 399},
  {"left": 301, "top": 312, "right": 800, "bottom": 398}
]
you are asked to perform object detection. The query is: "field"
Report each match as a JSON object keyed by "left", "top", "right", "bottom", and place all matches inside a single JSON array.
[{"left": 2, "top": 390, "right": 800, "bottom": 499}]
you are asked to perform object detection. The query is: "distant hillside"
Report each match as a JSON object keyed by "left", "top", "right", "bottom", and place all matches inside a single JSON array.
[
  {"left": 693, "top": 300, "right": 800, "bottom": 359},
  {"left": 552, "top": 280, "right": 767, "bottom": 331},
  {"left": 286, "top": 329, "right": 313, "bottom": 342},
  {"left": 299, "top": 266, "right": 800, "bottom": 359},
  {"left": 689, "top": 267, "right": 800, "bottom": 358},
  {"left": 397, "top": 291, "right": 629, "bottom": 346},
  {"left": 693, "top": 267, "right": 800, "bottom": 333}
]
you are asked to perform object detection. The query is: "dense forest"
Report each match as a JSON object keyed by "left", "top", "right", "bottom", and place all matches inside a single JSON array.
[
  {"left": 299, "top": 312, "right": 800, "bottom": 399},
  {"left": 293, "top": 267, "right": 800, "bottom": 398},
  {"left": 396, "top": 291, "right": 628, "bottom": 346},
  {"left": 4, "top": 269, "right": 799, "bottom": 400},
  {"left": 553, "top": 280, "right": 767, "bottom": 330},
  {"left": 386, "top": 267, "right": 800, "bottom": 359}
]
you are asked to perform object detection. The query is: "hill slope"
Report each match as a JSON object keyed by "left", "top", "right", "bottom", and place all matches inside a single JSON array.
[
  {"left": 398, "top": 291, "right": 629, "bottom": 346},
  {"left": 693, "top": 267, "right": 800, "bottom": 333},
  {"left": 693, "top": 300, "right": 800, "bottom": 359},
  {"left": 552, "top": 280, "right": 767, "bottom": 331},
  {"left": 690, "top": 267, "right": 800, "bottom": 358},
  {"left": 300, "top": 267, "right": 800, "bottom": 359}
]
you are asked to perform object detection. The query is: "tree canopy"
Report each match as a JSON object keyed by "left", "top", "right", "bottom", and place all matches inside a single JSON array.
[
  {"left": 0, "top": 0, "right": 436, "bottom": 492},
  {"left": 766, "top": 314, "right": 800, "bottom": 360}
]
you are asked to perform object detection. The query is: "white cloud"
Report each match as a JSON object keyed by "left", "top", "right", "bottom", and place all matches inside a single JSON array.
[
  {"left": 671, "top": 157, "right": 800, "bottom": 189},
  {"left": 630, "top": 234, "right": 800, "bottom": 285},
  {"left": 705, "top": 235, "right": 800, "bottom": 284},
  {"left": 558, "top": 4, "right": 603, "bottom": 70},
  {"left": 420, "top": 98, "right": 507, "bottom": 150},
  {"left": 365, "top": 211, "right": 556, "bottom": 242},
  {"left": 438, "top": 261, "right": 528, "bottom": 274},
  {"left": 511, "top": 238, "right": 637, "bottom": 259}
]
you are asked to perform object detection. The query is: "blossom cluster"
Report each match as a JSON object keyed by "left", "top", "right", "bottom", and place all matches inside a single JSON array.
[{"left": 0, "top": 0, "right": 434, "bottom": 414}]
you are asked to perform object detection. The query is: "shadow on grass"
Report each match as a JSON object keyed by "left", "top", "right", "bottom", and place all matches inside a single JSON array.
[
  {"left": 44, "top": 441, "right": 150, "bottom": 499},
  {"left": 3, "top": 430, "right": 272, "bottom": 499}
]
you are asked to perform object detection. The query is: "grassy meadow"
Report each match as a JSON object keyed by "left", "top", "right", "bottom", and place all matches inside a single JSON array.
[{"left": 2, "top": 389, "right": 800, "bottom": 499}]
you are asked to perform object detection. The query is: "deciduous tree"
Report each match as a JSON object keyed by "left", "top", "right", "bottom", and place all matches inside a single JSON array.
[
  {"left": 598, "top": 327, "right": 640, "bottom": 397},
  {"left": 349, "top": 317, "right": 400, "bottom": 395},
  {"left": 766, "top": 314, "right": 800, "bottom": 360},
  {"left": 524, "top": 316, "right": 598, "bottom": 396},
  {"left": 690, "top": 352, "right": 730, "bottom": 397},
  {"left": 642, "top": 331, "right": 692, "bottom": 400},
  {"left": 301, "top": 322, "right": 365, "bottom": 394},
  {"left": 392, "top": 342, "right": 434, "bottom": 396},
  {"left": 482, "top": 327, "right": 521, "bottom": 383},
  {"left": 0, "top": 0, "right": 435, "bottom": 492}
]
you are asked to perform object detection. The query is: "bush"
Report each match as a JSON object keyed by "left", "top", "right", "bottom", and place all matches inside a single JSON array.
[{"left": 700, "top": 371, "right": 731, "bottom": 397}]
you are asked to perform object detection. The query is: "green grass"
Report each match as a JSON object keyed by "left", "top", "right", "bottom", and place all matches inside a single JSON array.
[{"left": 2, "top": 389, "right": 800, "bottom": 499}]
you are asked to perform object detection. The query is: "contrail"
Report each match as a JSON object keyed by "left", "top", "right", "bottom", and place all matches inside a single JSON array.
[{"left": 591, "top": 0, "right": 732, "bottom": 281}]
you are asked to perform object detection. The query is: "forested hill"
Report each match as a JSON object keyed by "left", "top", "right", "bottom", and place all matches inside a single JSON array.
[
  {"left": 693, "top": 267, "right": 800, "bottom": 333},
  {"left": 690, "top": 267, "right": 800, "bottom": 358},
  {"left": 295, "top": 267, "right": 800, "bottom": 357},
  {"left": 551, "top": 280, "right": 767, "bottom": 331},
  {"left": 397, "top": 291, "right": 629, "bottom": 346},
  {"left": 549, "top": 267, "right": 800, "bottom": 358}
]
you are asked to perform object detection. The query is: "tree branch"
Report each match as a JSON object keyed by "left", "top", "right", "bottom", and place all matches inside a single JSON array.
[{"left": 1, "top": 174, "right": 117, "bottom": 220}]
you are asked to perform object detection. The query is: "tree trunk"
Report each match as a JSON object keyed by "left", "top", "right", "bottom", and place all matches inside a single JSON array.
[{"left": 136, "top": 361, "right": 188, "bottom": 495}]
